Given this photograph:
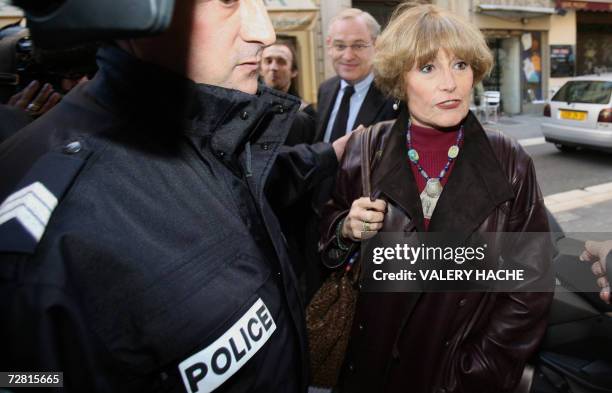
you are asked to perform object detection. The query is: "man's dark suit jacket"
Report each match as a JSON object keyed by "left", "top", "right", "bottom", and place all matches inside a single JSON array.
[
  {"left": 314, "top": 75, "right": 398, "bottom": 143},
  {"left": 312, "top": 75, "right": 399, "bottom": 209}
]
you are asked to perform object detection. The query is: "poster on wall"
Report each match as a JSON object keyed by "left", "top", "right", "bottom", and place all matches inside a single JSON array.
[
  {"left": 550, "top": 45, "right": 575, "bottom": 78},
  {"left": 578, "top": 34, "right": 612, "bottom": 75},
  {"left": 521, "top": 32, "right": 543, "bottom": 102}
]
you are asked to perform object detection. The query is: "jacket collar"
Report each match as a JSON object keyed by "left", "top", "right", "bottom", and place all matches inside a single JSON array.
[
  {"left": 373, "top": 108, "right": 515, "bottom": 234},
  {"left": 315, "top": 76, "right": 341, "bottom": 142},
  {"left": 314, "top": 75, "right": 392, "bottom": 142},
  {"left": 373, "top": 107, "right": 426, "bottom": 231},
  {"left": 353, "top": 80, "right": 389, "bottom": 130},
  {"left": 428, "top": 112, "right": 515, "bottom": 233},
  {"left": 87, "top": 46, "right": 299, "bottom": 158}
]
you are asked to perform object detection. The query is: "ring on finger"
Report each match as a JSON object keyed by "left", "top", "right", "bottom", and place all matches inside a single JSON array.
[
  {"left": 26, "top": 102, "right": 41, "bottom": 112},
  {"left": 362, "top": 221, "right": 370, "bottom": 232}
]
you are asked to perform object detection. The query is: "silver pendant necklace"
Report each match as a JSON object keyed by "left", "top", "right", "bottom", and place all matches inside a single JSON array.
[{"left": 406, "top": 121, "right": 463, "bottom": 220}]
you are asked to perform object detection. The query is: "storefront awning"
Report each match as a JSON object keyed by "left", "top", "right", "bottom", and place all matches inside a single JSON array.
[
  {"left": 476, "top": 4, "right": 556, "bottom": 20},
  {"left": 556, "top": 0, "right": 612, "bottom": 12},
  {"left": 265, "top": 0, "right": 318, "bottom": 32}
]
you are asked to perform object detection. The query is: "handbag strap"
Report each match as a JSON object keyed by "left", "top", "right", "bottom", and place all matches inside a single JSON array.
[
  {"left": 348, "top": 125, "right": 375, "bottom": 283},
  {"left": 360, "top": 126, "right": 374, "bottom": 198}
]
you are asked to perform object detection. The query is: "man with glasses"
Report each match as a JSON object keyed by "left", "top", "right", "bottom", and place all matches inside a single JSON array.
[
  {"left": 315, "top": 8, "right": 397, "bottom": 144},
  {"left": 301, "top": 9, "right": 398, "bottom": 302}
]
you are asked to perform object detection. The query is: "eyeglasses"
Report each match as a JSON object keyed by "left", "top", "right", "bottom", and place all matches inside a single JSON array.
[{"left": 331, "top": 43, "right": 372, "bottom": 53}]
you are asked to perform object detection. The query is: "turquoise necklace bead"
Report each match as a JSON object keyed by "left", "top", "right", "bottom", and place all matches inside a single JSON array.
[
  {"left": 406, "top": 121, "right": 464, "bottom": 181},
  {"left": 408, "top": 149, "right": 419, "bottom": 163}
]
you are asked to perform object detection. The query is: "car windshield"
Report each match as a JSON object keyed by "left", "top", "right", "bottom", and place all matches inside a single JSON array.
[{"left": 552, "top": 80, "right": 612, "bottom": 104}]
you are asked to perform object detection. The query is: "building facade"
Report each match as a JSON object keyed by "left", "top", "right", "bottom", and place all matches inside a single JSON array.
[{"left": 3, "top": 0, "right": 608, "bottom": 112}]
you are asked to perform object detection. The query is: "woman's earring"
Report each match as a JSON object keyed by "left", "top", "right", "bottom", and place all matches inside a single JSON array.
[{"left": 393, "top": 100, "right": 400, "bottom": 111}]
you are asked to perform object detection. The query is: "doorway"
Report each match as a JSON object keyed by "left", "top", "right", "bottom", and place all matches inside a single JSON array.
[{"left": 483, "top": 36, "right": 521, "bottom": 115}]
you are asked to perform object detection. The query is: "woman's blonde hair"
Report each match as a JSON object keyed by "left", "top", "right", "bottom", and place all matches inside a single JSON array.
[{"left": 374, "top": 3, "right": 493, "bottom": 101}]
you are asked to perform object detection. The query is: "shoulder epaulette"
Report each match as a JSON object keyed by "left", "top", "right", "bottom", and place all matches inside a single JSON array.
[{"left": 0, "top": 140, "right": 91, "bottom": 254}]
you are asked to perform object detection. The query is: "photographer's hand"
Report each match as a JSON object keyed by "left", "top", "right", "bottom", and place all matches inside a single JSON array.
[
  {"left": 8, "top": 80, "right": 62, "bottom": 117},
  {"left": 580, "top": 240, "right": 612, "bottom": 304}
]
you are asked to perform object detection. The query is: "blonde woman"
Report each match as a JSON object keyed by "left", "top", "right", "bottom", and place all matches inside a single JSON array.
[{"left": 319, "top": 4, "right": 553, "bottom": 392}]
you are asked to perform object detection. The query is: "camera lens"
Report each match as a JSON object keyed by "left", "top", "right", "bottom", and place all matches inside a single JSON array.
[{"left": 12, "top": 0, "right": 67, "bottom": 18}]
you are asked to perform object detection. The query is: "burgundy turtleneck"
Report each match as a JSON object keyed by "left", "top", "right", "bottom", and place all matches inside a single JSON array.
[{"left": 407, "top": 123, "right": 462, "bottom": 230}]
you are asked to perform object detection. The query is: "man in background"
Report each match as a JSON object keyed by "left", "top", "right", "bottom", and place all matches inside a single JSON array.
[
  {"left": 315, "top": 8, "right": 397, "bottom": 144},
  {"left": 300, "top": 9, "right": 399, "bottom": 302},
  {"left": 260, "top": 40, "right": 315, "bottom": 145},
  {"left": 260, "top": 42, "right": 299, "bottom": 99}
]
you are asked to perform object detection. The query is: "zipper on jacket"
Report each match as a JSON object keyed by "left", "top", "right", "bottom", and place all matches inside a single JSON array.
[{"left": 244, "top": 141, "right": 253, "bottom": 178}]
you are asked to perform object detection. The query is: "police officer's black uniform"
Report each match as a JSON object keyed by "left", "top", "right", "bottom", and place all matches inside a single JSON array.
[{"left": 0, "top": 46, "right": 338, "bottom": 392}]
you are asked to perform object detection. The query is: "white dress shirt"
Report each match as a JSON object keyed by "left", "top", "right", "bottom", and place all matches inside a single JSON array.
[{"left": 323, "top": 72, "right": 375, "bottom": 143}]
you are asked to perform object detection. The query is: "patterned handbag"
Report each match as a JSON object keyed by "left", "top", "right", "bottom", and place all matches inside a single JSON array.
[{"left": 306, "top": 125, "right": 375, "bottom": 388}]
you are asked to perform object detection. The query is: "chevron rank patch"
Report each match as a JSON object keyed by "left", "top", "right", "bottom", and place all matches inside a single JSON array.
[
  {"left": 0, "top": 182, "right": 58, "bottom": 242},
  {"left": 0, "top": 145, "right": 90, "bottom": 254}
]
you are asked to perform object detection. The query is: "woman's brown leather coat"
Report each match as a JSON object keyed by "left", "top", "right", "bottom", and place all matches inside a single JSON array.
[{"left": 320, "top": 109, "right": 554, "bottom": 393}]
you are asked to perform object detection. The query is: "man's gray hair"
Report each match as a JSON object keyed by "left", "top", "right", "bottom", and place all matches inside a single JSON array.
[{"left": 328, "top": 8, "right": 381, "bottom": 40}]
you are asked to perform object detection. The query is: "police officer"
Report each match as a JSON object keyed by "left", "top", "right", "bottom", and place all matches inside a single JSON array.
[{"left": 0, "top": 0, "right": 348, "bottom": 392}]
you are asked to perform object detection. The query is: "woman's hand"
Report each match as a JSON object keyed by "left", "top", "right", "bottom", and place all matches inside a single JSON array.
[{"left": 342, "top": 197, "right": 386, "bottom": 241}]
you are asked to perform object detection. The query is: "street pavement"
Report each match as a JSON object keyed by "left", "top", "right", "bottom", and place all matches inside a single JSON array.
[{"left": 481, "top": 112, "right": 612, "bottom": 235}]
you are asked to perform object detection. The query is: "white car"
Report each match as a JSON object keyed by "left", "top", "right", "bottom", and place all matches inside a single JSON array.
[{"left": 541, "top": 74, "right": 612, "bottom": 152}]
